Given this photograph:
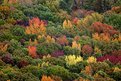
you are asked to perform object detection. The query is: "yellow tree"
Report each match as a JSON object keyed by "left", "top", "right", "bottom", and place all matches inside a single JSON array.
[
  {"left": 0, "top": 42, "right": 8, "bottom": 52},
  {"left": 72, "top": 41, "right": 81, "bottom": 50},
  {"left": 63, "top": 20, "right": 72, "bottom": 29},
  {"left": 46, "top": 35, "right": 55, "bottom": 43}
]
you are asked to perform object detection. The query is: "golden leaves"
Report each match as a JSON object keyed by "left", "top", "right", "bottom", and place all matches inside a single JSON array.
[
  {"left": 118, "top": 34, "right": 121, "bottom": 42},
  {"left": 113, "top": 67, "right": 121, "bottom": 72},
  {"left": 0, "top": 5, "right": 10, "bottom": 11},
  {"left": 65, "top": 55, "right": 83, "bottom": 65},
  {"left": 0, "top": 42, "right": 8, "bottom": 52},
  {"left": 43, "top": 54, "right": 51, "bottom": 59},
  {"left": 94, "top": 47, "right": 102, "bottom": 54},
  {"left": 72, "top": 41, "right": 81, "bottom": 50},
  {"left": 7, "top": 80, "right": 10, "bottom": 81},
  {"left": 92, "top": 33, "right": 100, "bottom": 41},
  {"left": 46, "top": 35, "right": 55, "bottom": 43},
  {"left": 63, "top": 20, "right": 72, "bottom": 29},
  {"left": 87, "top": 56, "right": 97, "bottom": 63},
  {"left": 85, "top": 65, "right": 92, "bottom": 75},
  {"left": 92, "top": 33, "right": 110, "bottom": 42},
  {"left": 29, "top": 39, "right": 38, "bottom": 45},
  {"left": 38, "top": 35, "right": 55, "bottom": 43},
  {"left": 93, "top": 33, "right": 121, "bottom": 43}
]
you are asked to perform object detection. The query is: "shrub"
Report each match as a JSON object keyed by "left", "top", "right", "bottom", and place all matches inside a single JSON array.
[
  {"left": 104, "top": 13, "right": 121, "bottom": 31},
  {"left": 3, "top": 70, "right": 40, "bottom": 81},
  {"left": 78, "top": 72, "right": 94, "bottom": 81},
  {"left": 12, "top": 48, "right": 28, "bottom": 57},
  {"left": 113, "top": 0, "right": 121, "bottom": 6},
  {"left": 17, "top": 0, "right": 33, "bottom": 5},
  {"left": 24, "top": 34, "right": 37, "bottom": 41},
  {"left": 90, "top": 62, "right": 110, "bottom": 73},
  {"left": 66, "top": 62, "right": 85, "bottom": 73},
  {"left": 0, "top": 66, "right": 32, "bottom": 81},
  {"left": 46, "top": 26, "right": 63, "bottom": 37},
  {"left": 94, "top": 73, "right": 115, "bottom": 81},
  {"left": 42, "top": 57, "right": 66, "bottom": 67},
  {"left": 78, "top": 36, "right": 92, "bottom": 45},
  {"left": 20, "top": 4, "right": 61, "bottom": 22},
  {"left": 46, "top": 65, "right": 74, "bottom": 81},
  {"left": 7, "top": 39, "right": 22, "bottom": 53},
  {"left": 37, "top": 42, "right": 61, "bottom": 55},
  {"left": 0, "top": 5, "right": 11, "bottom": 19},
  {"left": 77, "top": 13, "right": 104, "bottom": 28},
  {"left": 0, "top": 28, "right": 19, "bottom": 42},
  {"left": 110, "top": 71, "right": 121, "bottom": 81},
  {"left": 9, "top": 9, "right": 28, "bottom": 21},
  {"left": 39, "top": 65, "right": 79, "bottom": 80},
  {"left": 0, "top": 19, "right": 5, "bottom": 25},
  {"left": 21, "top": 65, "right": 40, "bottom": 78},
  {"left": 51, "top": 50, "right": 64, "bottom": 57},
  {"left": 1, "top": 54, "right": 14, "bottom": 65},
  {"left": 0, "top": 72, "right": 9, "bottom": 81},
  {"left": 17, "top": 60, "right": 29, "bottom": 68},
  {"left": 22, "top": 73, "right": 40, "bottom": 81},
  {"left": 102, "top": 42, "right": 121, "bottom": 54},
  {"left": 0, "top": 59, "right": 6, "bottom": 66},
  {"left": 63, "top": 46, "right": 80, "bottom": 55},
  {"left": 10, "top": 25, "right": 25, "bottom": 36}
]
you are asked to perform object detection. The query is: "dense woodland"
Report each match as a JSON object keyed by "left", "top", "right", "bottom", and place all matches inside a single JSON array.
[{"left": 0, "top": 0, "right": 121, "bottom": 81}]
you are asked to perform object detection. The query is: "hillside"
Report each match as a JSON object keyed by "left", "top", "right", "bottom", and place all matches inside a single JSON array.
[{"left": 0, "top": 0, "right": 121, "bottom": 81}]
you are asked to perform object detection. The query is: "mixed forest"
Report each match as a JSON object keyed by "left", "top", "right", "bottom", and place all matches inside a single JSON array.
[{"left": 0, "top": 0, "right": 121, "bottom": 81}]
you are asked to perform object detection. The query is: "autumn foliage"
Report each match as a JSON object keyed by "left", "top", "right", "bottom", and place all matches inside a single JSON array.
[
  {"left": 111, "top": 6, "right": 121, "bottom": 14},
  {"left": 91, "top": 22, "right": 118, "bottom": 35},
  {"left": 0, "top": 1, "right": 121, "bottom": 81},
  {"left": 63, "top": 20, "right": 72, "bottom": 29},
  {"left": 28, "top": 46, "right": 37, "bottom": 58},
  {"left": 41, "top": 75, "right": 54, "bottom": 81},
  {"left": 72, "top": 41, "right": 81, "bottom": 50},
  {"left": 25, "top": 17, "right": 46, "bottom": 35},
  {"left": 0, "top": 42, "right": 8, "bottom": 52},
  {"left": 97, "top": 55, "right": 121, "bottom": 64},
  {"left": 82, "top": 44, "right": 93, "bottom": 55},
  {"left": 57, "top": 36, "right": 68, "bottom": 45},
  {"left": 92, "top": 33, "right": 110, "bottom": 42}
]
